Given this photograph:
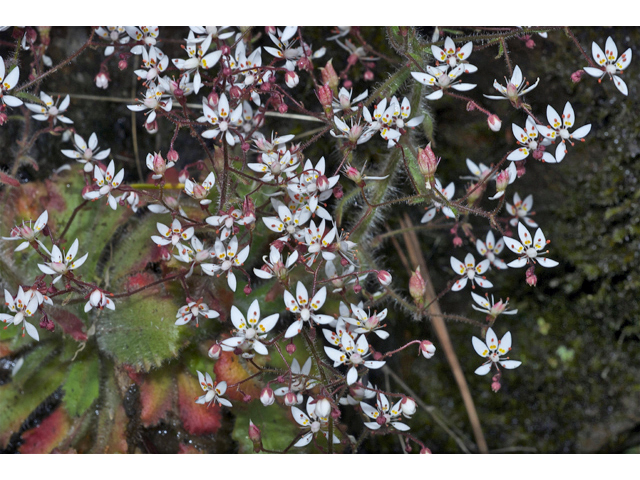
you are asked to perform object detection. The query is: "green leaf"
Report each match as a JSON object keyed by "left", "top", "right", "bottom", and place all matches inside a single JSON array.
[
  {"left": 0, "top": 357, "right": 66, "bottom": 447},
  {"left": 63, "top": 350, "right": 100, "bottom": 417},
  {"left": 232, "top": 402, "right": 300, "bottom": 454},
  {"left": 96, "top": 292, "right": 193, "bottom": 370}
]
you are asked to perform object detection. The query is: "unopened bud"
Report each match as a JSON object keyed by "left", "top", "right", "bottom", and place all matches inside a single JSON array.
[
  {"left": 571, "top": 69, "right": 586, "bottom": 83},
  {"left": 487, "top": 114, "right": 502, "bottom": 132},
  {"left": 278, "top": 103, "right": 288, "bottom": 114},
  {"left": 344, "top": 165, "right": 363, "bottom": 185},
  {"left": 286, "top": 343, "right": 296, "bottom": 355},
  {"left": 118, "top": 59, "right": 127, "bottom": 71},
  {"left": 208, "top": 343, "right": 222, "bottom": 360},
  {"left": 417, "top": 143, "right": 439, "bottom": 178},
  {"left": 420, "top": 447, "right": 432, "bottom": 454},
  {"left": 243, "top": 285, "right": 252, "bottom": 295},
  {"left": 420, "top": 340, "right": 436, "bottom": 359},
  {"left": 495, "top": 169, "right": 510, "bottom": 192},
  {"left": 229, "top": 85, "right": 242, "bottom": 99},
  {"left": 248, "top": 420, "right": 262, "bottom": 450},
  {"left": 314, "top": 398, "right": 332, "bottom": 419},
  {"left": 285, "top": 70, "right": 299, "bottom": 88},
  {"left": 284, "top": 392, "right": 297, "bottom": 406},
  {"left": 525, "top": 266, "right": 537, "bottom": 287},
  {"left": 0, "top": 112, "right": 8, "bottom": 126},
  {"left": 453, "top": 236, "right": 463, "bottom": 247},
  {"left": 364, "top": 70, "right": 374, "bottom": 81},
  {"left": 145, "top": 120, "right": 158, "bottom": 134},
  {"left": 317, "top": 84, "right": 333, "bottom": 110},
  {"left": 377, "top": 270, "right": 392, "bottom": 286},
  {"left": 95, "top": 71, "right": 109, "bottom": 89},
  {"left": 409, "top": 267, "right": 426, "bottom": 307},
  {"left": 207, "top": 92, "right": 219, "bottom": 107},
  {"left": 297, "top": 57, "right": 311, "bottom": 71},
  {"left": 167, "top": 149, "right": 179, "bottom": 162},
  {"left": 39, "top": 314, "right": 55, "bottom": 332},
  {"left": 320, "top": 60, "right": 339, "bottom": 92},
  {"left": 401, "top": 397, "right": 417, "bottom": 417},
  {"left": 265, "top": 26, "right": 276, "bottom": 35},
  {"left": 260, "top": 387, "right": 275, "bottom": 406}
]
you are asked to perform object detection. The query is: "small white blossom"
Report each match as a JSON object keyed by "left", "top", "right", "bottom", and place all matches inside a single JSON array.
[
  {"left": 1, "top": 287, "right": 41, "bottom": 341},
  {"left": 504, "top": 223, "right": 559, "bottom": 269},
  {"left": 84, "top": 289, "right": 115, "bottom": 313},
  {"left": 220, "top": 299, "right": 279, "bottom": 358},
  {"left": 476, "top": 231, "right": 508, "bottom": 270},
  {"left": 421, "top": 178, "right": 455, "bottom": 223},
  {"left": 283, "top": 282, "right": 333, "bottom": 338},
  {"left": 0, "top": 56, "right": 23, "bottom": 107},
  {"left": 506, "top": 193, "right": 537, "bottom": 228},
  {"left": 471, "top": 292, "right": 518, "bottom": 318},
  {"left": 484, "top": 65, "right": 539, "bottom": 103},
  {"left": 450, "top": 253, "right": 493, "bottom": 291},
  {"left": 584, "top": 37, "right": 632, "bottom": 96},
  {"left": 2, "top": 210, "right": 48, "bottom": 253},
  {"left": 176, "top": 298, "right": 220, "bottom": 327},
  {"left": 25, "top": 92, "right": 73, "bottom": 124},
  {"left": 184, "top": 171, "right": 216, "bottom": 206},
  {"left": 323, "top": 331, "right": 386, "bottom": 385},
  {"left": 195, "top": 371, "right": 231, "bottom": 407},
  {"left": 37, "top": 239, "right": 89, "bottom": 284},
  {"left": 472, "top": 327, "right": 521, "bottom": 375},
  {"left": 201, "top": 236, "right": 250, "bottom": 292},
  {"left": 536, "top": 102, "right": 591, "bottom": 163},
  {"left": 361, "top": 394, "right": 410, "bottom": 431},
  {"left": 61, "top": 133, "right": 111, "bottom": 173},
  {"left": 291, "top": 397, "right": 340, "bottom": 447}
]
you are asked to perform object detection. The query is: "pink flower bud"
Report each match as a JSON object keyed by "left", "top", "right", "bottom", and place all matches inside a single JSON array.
[
  {"left": 316, "top": 175, "right": 330, "bottom": 192},
  {"left": 453, "top": 236, "right": 463, "bottom": 247},
  {"left": 297, "top": 57, "right": 311, "bottom": 71},
  {"left": 260, "top": 387, "right": 275, "bottom": 406},
  {"left": 317, "top": 84, "right": 333, "bottom": 109},
  {"left": 145, "top": 120, "right": 158, "bottom": 134},
  {"left": 364, "top": 70, "right": 374, "bottom": 81},
  {"left": 284, "top": 392, "right": 297, "bottom": 406},
  {"left": 377, "top": 270, "right": 392, "bottom": 286},
  {"left": 95, "top": 71, "right": 109, "bottom": 89},
  {"left": 265, "top": 26, "right": 276, "bottom": 35},
  {"left": 353, "top": 283, "right": 362, "bottom": 294},
  {"left": 39, "top": 313, "right": 55, "bottom": 332},
  {"left": 333, "top": 183, "right": 343, "bottom": 199},
  {"left": 284, "top": 71, "right": 299, "bottom": 88},
  {"left": 495, "top": 169, "right": 510, "bottom": 192},
  {"left": 248, "top": 420, "right": 262, "bottom": 448},
  {"left": 229, "top": 85, "right": 242, "bottom": 99},
  {"left": 167, "top": 149, "right": 179, "bottom": 162},
  {"left": 420, "top": 340, "right": 436, "bottom": 359},
  {"left": 344, "top": 166, "right": 363, "bottom": 185},
  {"left": 286, "top": 343, "right": 296, "bottom": 355},
  {"left": 243, "top": 285, "right": 252, "bottom": 295},
  {"left": 208, "top": 343, "right": 222, "bottom": 360},
  {"left": 314, "top": 398, "right": 332, "bottom": 419},
  {"left": 417, "top": 144, "right": 439, "bottom": 177},
  {"left": 571, "top": 69, "right": 586, "bottom": 83},
  {"left": 207, "top": 92, "right": 219, "bottom": 107},
  {"left": 487, "top": 114, "right": 502, "bottom": 132},
  {"left": 118, "top": 59, "right": 128, "bottom": 71},
  {"left": 343, "top": 79, "right": 353, "bottom": 89},
  {"left": 525, "top": 38, "right": 536, "bottom": 49},
  {"left": 401, "top": 397, "right": 417, "bottom": 417},
  {"left": 420, "top": 447, "right": 432, "bottom": 454},
  {"left": 525, "top": 266, "right": 537, "bottom": 287},
  {"left": 320, "top": 60, "right": 338, "bottom": 91},
  {"left": 409, "top": 267, "right": 426, "bottom": 307},
  {"left": 0, "top": 112, "right": 7, "bottom": 126},
  {"left": 278, "top": 103, "right": 288, "bottom": 114}
]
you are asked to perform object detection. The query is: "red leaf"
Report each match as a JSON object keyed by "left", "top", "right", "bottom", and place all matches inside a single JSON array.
[
  {"left": 213, "top": 351, "right": 261, "bottom": 401},
  {"left": 19, "top": 407, "right": 71, "bottom": 454},
  {"left": 48, "top": 306, "right": 87, "bottom": 341},
  {"left": 140, "top": 372, "right": 175, "bottom": 427},
  {"left": 177, "top": 372, "right": 222, "bottom": 435},
  {"left": 0, "top": 171, "right": 20, "bottom": 187}
]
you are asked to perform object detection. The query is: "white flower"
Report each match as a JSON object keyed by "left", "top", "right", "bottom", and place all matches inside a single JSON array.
[
  {"left": 341, "top": 304, "right": 389, "bottom": 339},
  {"left": 504, "top": 222, "right": 559, "bottom": 269},
  {"left": 84, "top": 161, "right": 125, "bottom": 210},
  {"left": 84, "top": 289, "right": 115, "bottom": 313},
  {"left": 175, "top": 299, "right": 220, "bottom": 327},
  {"left": 472, "top": 327, "right": 521, "bottom": 375},
  {"left": 332, "top": 87, "right": 368, "bottom": 113},
  {"left": 248, "top": 150, "right": 299, "bottom": 181},
  {"left": 471, "top": 292, "right": 518, "bottom": 318},
  {"left": 274, "top": 358, "right": 317, "bottom": 404},
  {"left": 323, "top": 331, "right": 386, "bottom": 385},
  {"left": 506, "top": 116, "right": 555, "bottom": 163},
  {"left": 361, "top": 393, "right": 409, "bottom": 431},
  {"left": 1, "top": 287, "right": 41, "bottom": 341},
  {"left": 195, "top": 371, "right": 232, "bottom": 407},
  {"left": 506, "top": 193, "right": 537, "bottom": 228},
  {"left": 125, "top": 26, "right": 160, "bottom": 48},
  {"left": 172, "top": 31, "right": 222, "bottom": 94},
  {"left": 220, "top": 299, "right": 279, "bottom": 358},
  {"left": 2, "top": 210, "right": 48, "bottom": 253},
  {"left": 483, "top": 65, "right": 539, "bottom": 103},
  {"left": 25, "top": 92, "right": 73, "bottom": 124},
  {"left": 201, "top": 236, "right": 250, "bottom": 292},
  {"left": 253, "top": 246, "right": 298, "bottom": 281},
  {"left": 462, "top": 158, "right": 494, "bottom": 183},
  {"left": 411, "top": 64, "right": 476, "bottom": 100},
  {"left": 37, "top": 239, "right": 89, "bottom": 284},
  {"left": 338, "top": 381, "right": 376, "bottom": 406},
  {"left": 127, "top": 82, "right": 172, "bottom": 124},
  {"left": 206, "top": 207, "right": 251, "bottom": 241},
  {"left": 432, "top": 37, "right": 477, "bottom": 72},
  {"left": 421, "top": 178, "right": 456, "bottom": 223},
  {"left": 262, "top": 199, "right": 310, "bottom": 241},
  {"left": 535, "top": 102, "right": 591, "bottom": 163},
  {"left": 584, "top": 37, "right": 632, "bottom": 96},
  {"left": 301, "top": 219, "right": 337, "bottom": 266},
  {"left": 264, "top": 26, "right": 303, "bottom": 71},
  {"left": 151, "top": 218, "right": 194, "bottom": 249},
  {"left": 184, "top": 171, "right": 216, "bottom": 206},
  {"left": 291, "top": 397, "right": 340, "bottom": 447},
  {"left": 61, "top": 133, "right": 111, "bottom": 173},
  {"left": 283, "top": 282, "right": 333, "bottom": 338},
  {"left": 287, "top": 157, "right": 339, "bottom": 202},
  {"left": 134, "top": 45, "right": 169, "bottom": 85},
  {"left": 95, "top": 26, "right": 130, "bottom": 56},
  {"left": 476, "top": 231, "right": 508, "bottom": 270},
  {"left": 200, "top": 94, "right": 242, "bottom": 145},
  {"left": 450, "top": 253, "right": 493, "bottom": 291},
  {"left": 146, "top": 151, "right": 175, "bottom": 180},
  {"left": 0, "top": 56, "right": 23, "bottom": 107}
]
